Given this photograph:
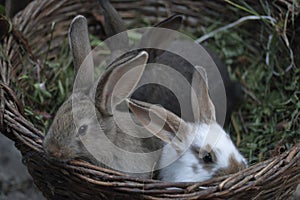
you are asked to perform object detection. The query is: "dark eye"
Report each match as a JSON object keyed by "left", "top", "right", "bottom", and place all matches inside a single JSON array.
[
  {"left": 203, "top": 152, "right": 213, "bottom": 163},
  {"left": 78, "top": 125, "right": 88, "bottom": 136}
]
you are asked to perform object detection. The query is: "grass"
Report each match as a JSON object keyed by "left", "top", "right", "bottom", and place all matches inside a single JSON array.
[
  {"left": 199, "top": 1, "right": 300, "bottom": 164},
  {"left": 15, "top": 39, "right": 74, "bottom": 132},
  {"left": 10, "top": 1, "right": 299, "bottom": 165}
]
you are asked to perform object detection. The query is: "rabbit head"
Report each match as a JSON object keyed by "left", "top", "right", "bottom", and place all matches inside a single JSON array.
[
  {"left": 128, "top": 66, "right": 247, "bottom": 182},
  {"left": 43, "top": 15, "right": 94, "bottom": 161},
  {"left": 43, "top": 16, "right": 151, "bottom": 168}
]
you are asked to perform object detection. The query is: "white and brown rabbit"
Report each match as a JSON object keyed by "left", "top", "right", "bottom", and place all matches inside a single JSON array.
[
  {"left": 43, "top": 15, "right": 163, "bottom": 178},
  {"left": 128, "top": 66, "right": 247, "bottom": 182}
]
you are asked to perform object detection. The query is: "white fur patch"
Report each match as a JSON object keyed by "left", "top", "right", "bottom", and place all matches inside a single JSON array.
[{"left": 159, "top": 122, "right": 247, "bottom": 182}]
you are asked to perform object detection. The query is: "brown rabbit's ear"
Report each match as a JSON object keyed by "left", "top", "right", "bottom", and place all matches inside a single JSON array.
[
  {"left": 95, "top": 51, "right": 148, "bottom": 115},
  {"left": 98, "top": 0, "right": 129, "bottom": 51},
  {"left": 69, "top": 15, "right": 94, "bottom": 91},
  {"left": 127, "top": 99, "right": 189, "bottom": 151},
  {"left": 191, "top": 66, "right": 216, "bottom": 124}
]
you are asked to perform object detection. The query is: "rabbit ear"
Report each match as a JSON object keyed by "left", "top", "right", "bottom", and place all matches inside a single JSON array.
[
  {"left": 154, "top": 14, "right": 184, "bottom": 30},
  {"left": 127, "top": 99, "right": 189, "bottom": 151},
  {"left": 98, "top": 0, "right": 127, "bottom": 36},
  {"left": 69, "top": 15, "right": 94, "bottom": 91},
  {"left": 95, "top": 51, "right": 148, "bottom": 115},
  {"left": 98, "top": 0, "right": 129, "bottom": 51},
  {"left": 138, "top": 15, "right": 183, "bottom": 60},
  {"left": 191, "top": 66, "right": 216, "bottom": 123}
]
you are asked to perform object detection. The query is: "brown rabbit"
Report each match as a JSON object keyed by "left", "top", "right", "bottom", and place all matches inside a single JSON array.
[{"left": 43, "top": 15, "right": 163, "bottom": 178}]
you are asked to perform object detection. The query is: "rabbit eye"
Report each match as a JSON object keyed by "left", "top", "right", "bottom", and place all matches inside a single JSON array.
[
  {"left": 202, "top": 152, "right": 213, "bottom": 163},
  {"left": 192, "top": 146, "right": 215, "bottom": 164},
  {"left": 78, "top": 125, "right": 88, "bottom": 136}
]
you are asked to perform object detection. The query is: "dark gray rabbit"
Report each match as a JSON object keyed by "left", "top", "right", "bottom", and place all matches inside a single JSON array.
[{"left": 98, "top": 0, "right": 243, "bottom": 125}]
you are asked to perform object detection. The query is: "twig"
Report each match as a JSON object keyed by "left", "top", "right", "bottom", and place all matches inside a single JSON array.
[
  {"left": 0, "top": 82, "right": 24, "bottom": 115},
  {"left": 282, "top": 11, "right": 295, "bottom": 71},
  {"left": 231, "top": 114, "right": 241, "bottom": 147},
  {"left": 12, "top": 27, "right": 37, "bottom": 62},
  {"left": 196, "top": 15, "right": 276, "bottom": 43},
  {"left": 224, "top": 0, "right": 259, "bottom": 16},
  {"left": 242, "top": 87, "right": 262, "bottom": 105},
  {"left": 265, "top": 34, "right": 273, "bottom": 67},
  {"left": 238, "top": 109, "right": 248, "bottom": 134}
]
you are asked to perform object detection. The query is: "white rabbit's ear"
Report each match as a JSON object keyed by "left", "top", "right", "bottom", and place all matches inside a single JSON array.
[
  {"left": 127, "top": 99, "right": 189, "bottom": 151},
  {"left": 191, "top": 66, "right": 216, "bottom": 123},
  {"left": 69, "top": 15, "right": 94, "bottom": 91},
  {"left": 95, "top": 51, "right": 148, "bottom": 115}
]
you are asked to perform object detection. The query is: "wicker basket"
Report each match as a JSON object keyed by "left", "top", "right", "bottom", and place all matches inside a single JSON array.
[{"left": 0, "top": 0, "right": 299, "bottom": 199}]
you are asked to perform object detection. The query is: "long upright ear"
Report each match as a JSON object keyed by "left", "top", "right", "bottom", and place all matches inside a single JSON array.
[
  {"left": 154, "top": 14, "right": 184, "bottom": 30},
  {"left": 138, "top": 15, "right": 183, "bottom": 60},
  {"left": 98, "top": 0, "right": 127, "bottom": 37},
  {"left": 94, "top": 51, "right": 148, "bottom": 115},
  {"left": 69, "top": 15, "right": 94, "bottom": 91},
  {"left": 127, "top": 99, "right": 189, "bottom": 151},
  {"left": 191, "top": 66, "right": 216, "bottom": 124},
  {"left": 98, "top": 0, "right": 129, "bottom": 51}
]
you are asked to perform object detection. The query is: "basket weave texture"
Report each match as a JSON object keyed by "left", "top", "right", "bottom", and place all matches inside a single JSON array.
[{"left": 0, "top": 0, "right": 299, "bottom": 199}]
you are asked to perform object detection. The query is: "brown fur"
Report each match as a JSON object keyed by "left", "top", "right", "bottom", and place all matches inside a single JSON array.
[
  {"left": 213, "top": 154, "right": 247, "bottom": 177},
  {"left": 191, "top": 144, "right": 217, "bottom": 173}
]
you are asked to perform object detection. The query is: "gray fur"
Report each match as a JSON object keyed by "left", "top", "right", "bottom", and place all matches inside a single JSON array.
[
  {"left": 43, "top": 15, "right": 162, "bottom": 178},
  {"left": 69, "top": 15, "right": 94, "bottom": 91}
]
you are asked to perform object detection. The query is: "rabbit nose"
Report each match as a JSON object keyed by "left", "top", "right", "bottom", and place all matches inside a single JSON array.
[
  {"left": 46, "top": 144, "right": 63, "bottom": 158},
  {"left": 51, "top": 151, "right": 63, "bottom": 158}
]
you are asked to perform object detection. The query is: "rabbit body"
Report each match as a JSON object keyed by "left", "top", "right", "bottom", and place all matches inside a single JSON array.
[
  {"left": 43, "top": 15, "right": 163, "bottom": 178},
  {"left": 98, "top": 0, "right": 244, "bottom": 125}
]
